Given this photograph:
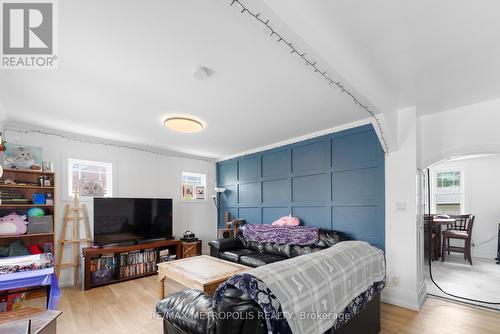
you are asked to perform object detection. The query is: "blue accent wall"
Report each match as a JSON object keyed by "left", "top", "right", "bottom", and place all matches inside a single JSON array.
[{"left": 216, "top": 124, "right": 385, "bottom": 249}]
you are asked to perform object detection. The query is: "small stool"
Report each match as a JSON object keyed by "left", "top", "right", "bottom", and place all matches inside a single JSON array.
[{"left": 156, "top": 290, "right": 214, "bottom": 334}]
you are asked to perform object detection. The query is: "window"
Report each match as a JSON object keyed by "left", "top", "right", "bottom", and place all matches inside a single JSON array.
[
  {"left": 68, "top": 159, "right": 113, "bottom": 198},
  {"left": 434, "top": 170, "right": 463, "bottom": 215},
  {"left": 181, "top": 172, "right": 206, "bottom": 201}
]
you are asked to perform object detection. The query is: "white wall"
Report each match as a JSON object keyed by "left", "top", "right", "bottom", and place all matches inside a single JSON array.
[
  {"left": 383, "top": 106, "right": 426, "bottom": 310},
  {"left": 430, "top": 155, "right": 500, "bottom": 259},
  {"left": 4, "top": 127, "right": 217, "bottom": 287},
  {"left": 421, "top": 97, "right": 500, "bottom": 168}
]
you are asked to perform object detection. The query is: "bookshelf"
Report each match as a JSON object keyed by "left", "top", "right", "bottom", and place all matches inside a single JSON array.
[
  {"left": 82, "top": 239, "right": 182, "bottom": 290},
  {"left": 0, "top": 168, "right": 56, "bottom": 256}
]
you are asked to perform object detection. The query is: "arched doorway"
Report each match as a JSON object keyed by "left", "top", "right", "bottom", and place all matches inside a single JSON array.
[{"left": 423, "top": 153, "right": 500, "bottom": 310}]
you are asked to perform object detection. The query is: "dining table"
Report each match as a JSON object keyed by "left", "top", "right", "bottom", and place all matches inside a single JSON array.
[{"left": 427, "top": 217, "right": 457, "bottom": 259}]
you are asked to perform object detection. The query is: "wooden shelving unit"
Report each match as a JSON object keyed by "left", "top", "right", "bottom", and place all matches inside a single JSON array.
[
  {"left": 0, "top": 232, "right": 54, "bottom": 240},
  {"left": 0, "top": 204, "right": 54, "bottom": 208},
  {"left": 3, "top": 168, "right": 54, "bottom": 175},
  {"left": 82, "top": 239, "right": 182, "bottom": 290},
  {"left": 0, "top": 168, "right": 56, "bottom": 257},
  {"left": 0, "top": 184, "right": 54, "bottom": 190}
]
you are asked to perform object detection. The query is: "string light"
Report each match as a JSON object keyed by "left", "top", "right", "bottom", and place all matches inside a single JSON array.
[
  {"left": 3, "top": 128, "right": 215, "bottom": 162},
  {"left": 229, "top": 0, "right": 389, "bottom": 152}
]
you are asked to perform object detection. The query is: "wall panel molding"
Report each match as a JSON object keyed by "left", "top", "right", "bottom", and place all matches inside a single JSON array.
[{"left": 217, "top": 124, "right": 385, "bottom": 249}]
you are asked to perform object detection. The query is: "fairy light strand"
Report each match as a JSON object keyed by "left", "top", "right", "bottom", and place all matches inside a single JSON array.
[
  {"left": 3, "top": 128, "right": 215, "bottom": 162},
  {"left": 229, "top": 0, "right": 389, "bottom": 152}
]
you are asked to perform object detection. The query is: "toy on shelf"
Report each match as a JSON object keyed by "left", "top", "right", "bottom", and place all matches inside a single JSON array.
[
  {"left": 27, "top": 207, "right": 45, "bottom": 218},
  {"left": 0, "top": 213, "right": 28, "bottom": 236}
]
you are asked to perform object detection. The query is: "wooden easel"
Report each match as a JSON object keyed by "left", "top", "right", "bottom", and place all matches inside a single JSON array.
[{"left": 55, "top": 190, "right": 92, "bottom": 285}]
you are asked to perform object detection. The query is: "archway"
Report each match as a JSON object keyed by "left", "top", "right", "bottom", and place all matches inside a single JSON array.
[{"left": 422, "top": 152, "right": 500, "bottom": 310}]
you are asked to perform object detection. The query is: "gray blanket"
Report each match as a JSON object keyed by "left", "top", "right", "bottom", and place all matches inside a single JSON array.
[{"left": 249, "top": 241, "right": 385, "bottom": 334}]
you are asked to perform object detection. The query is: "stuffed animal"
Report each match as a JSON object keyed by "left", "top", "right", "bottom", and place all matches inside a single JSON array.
[
  {"left": 0, "top": 213, "right": 28, "bottom": 236},
  {"left": 272, "top": 214, "right": 300, "bottom": 227}
]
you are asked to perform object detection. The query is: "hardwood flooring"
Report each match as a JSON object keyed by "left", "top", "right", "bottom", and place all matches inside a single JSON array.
[
  {"left": 27, "top": 275, "right": 500, "bottom": 333},
  {"left": 382, "top": 297, "right": 500, "bottom": 334}
]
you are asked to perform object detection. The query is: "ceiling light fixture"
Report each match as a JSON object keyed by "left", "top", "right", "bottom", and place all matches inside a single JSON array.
[{"left": 164, "top": 116, "right": 205, "bottom": 133}]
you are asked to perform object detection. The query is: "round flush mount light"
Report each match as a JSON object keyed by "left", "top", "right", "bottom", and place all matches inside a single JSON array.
[{"left": 164, "top": 116, "right": 205, "bottom": 133}]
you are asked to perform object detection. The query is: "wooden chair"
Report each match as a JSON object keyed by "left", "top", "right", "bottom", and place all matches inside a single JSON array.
[
  {"left": 442, "top": 214, "right": 475, "bottom": 265},
  {"left": 447, "top": 214, "right": 470, "bottom": 231}
]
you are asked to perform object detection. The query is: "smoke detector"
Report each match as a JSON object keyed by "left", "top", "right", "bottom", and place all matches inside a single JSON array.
[{"left": 192, "top": 66, "right": 209, "bottom": 80}]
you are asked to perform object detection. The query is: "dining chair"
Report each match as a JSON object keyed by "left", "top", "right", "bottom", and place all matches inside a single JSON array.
[
  {"left": 442, "top": 214, "right": 475, "bottom": 265},
  {"left": 446, "top": 214, "right": 470, "bottom": 231}
]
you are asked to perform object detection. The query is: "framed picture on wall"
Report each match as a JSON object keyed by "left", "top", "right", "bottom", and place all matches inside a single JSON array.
[
  {"left": 182, "top": 184, "right": 194, "bottom": 200},
  {"left": 195, "top": 186, "right": 205, "bottom": 199},
  {"left": 4, "top": 144, "right": 43, "bottom": 170}
]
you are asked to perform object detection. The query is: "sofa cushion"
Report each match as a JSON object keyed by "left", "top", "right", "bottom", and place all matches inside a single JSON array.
[
  {"left": 208, "top": 237, "right": 244, "bottom": 252},
  {"left": 262, "top": 242, "right": 292, "bottom": 258},
  {"left": 246, "top": 240, "right": 264, "bottom": 253},
  {"left": 316, "top": 229, "right": 350, "bottom": 248},
  {"left": 156, "top": 290, "right": 214, "bottom": 334},
  {"left": 290, "top": 245, "right": 324, "bottom": 258},
  {"left": 239, "top": 253, "right": 286, "bottom": 267},
  {"left": 219, "top": 249, "right": 256, "bottom": 263}
]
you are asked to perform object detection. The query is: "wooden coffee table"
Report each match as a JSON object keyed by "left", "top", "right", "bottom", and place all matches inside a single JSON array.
[
  {"left": 157, "top": 255, "right": 249, "bottom": 298},
  {"left": 0, "top": 307, "right": 62, "bottom": 334}
]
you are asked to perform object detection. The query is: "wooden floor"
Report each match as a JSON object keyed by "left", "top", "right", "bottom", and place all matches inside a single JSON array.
[
  {"left": 28, "top": 275, "right": 500, "bottom": 333},
  {"left": 382, "top": 298, "right": 500, "bottom": 334}
]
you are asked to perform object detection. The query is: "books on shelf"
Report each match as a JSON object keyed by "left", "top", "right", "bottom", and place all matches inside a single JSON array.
[
  {"left": 159, "top": 248, "right": 176, "bottom": 263},
  {"left": 90, "top": 253, "right": 116, "bottom": 272},
  {"left": 118, "top": 248, "right": 157, "bottom": 279}
]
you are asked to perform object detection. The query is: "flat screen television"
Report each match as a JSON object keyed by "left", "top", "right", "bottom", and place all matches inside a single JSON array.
[{"left": 93, "top": 198, "right": 173, "bottom": 245}]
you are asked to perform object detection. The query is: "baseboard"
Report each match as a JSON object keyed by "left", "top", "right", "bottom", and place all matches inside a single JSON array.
[
  {"left": 381, "top": 286, "right": 423, "bottom": 311},
  {"left": 416, "top": 280, "right": 427, "bottom": 309},
  {"left": 471, "top": 249, "right": 497, "bottom": 260}
]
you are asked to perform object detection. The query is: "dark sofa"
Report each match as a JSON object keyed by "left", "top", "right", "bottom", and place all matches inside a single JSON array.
[
  {"left": 208, "top": 223, "right": 351, "bottom": 267},
  {"left": 156, "top": 225, "right": 383, "bottom": 334}
]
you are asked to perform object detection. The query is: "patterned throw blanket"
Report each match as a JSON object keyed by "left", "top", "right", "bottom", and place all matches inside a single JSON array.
[
  {"left": 0, "top": 253, "right": 54, "bottom": 275},
  {"left": 214, "top": 241, "right": 385, "bottom": 334},
  {"left": 242, "top": 224, "right": 319, "bottom": 245}
]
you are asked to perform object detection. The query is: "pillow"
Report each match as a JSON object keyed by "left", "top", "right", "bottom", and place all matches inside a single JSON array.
[
  {"left": 28, "top": 245, "right": 42, "bottom": 255},
  {"left": 271, "top": 214, "right": 300, "bottom": 226}
]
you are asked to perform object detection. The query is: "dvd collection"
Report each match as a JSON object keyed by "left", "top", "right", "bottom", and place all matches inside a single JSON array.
[
  {"left": 90, "top": 247, "right": 178, "bottom": 283},
  {"left": 159, "top": 248, "right": 177, "bottom": 263},
  {"left": 119, "top": 249, "right": 157, "bottom": 279},
  {"left": 90, "top": 253, "right": 116, "bottom": 272}
]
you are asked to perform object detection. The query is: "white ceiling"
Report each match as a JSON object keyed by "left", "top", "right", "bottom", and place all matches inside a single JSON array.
[
  {"left": 0, "top": 0, "right": 366, "bottom": 159},
  {"left": 266, "top": 0, "right": 500, "bottom": 114},
  {"left": 2, "top": 0, "right": 500, "bottom": 158}
]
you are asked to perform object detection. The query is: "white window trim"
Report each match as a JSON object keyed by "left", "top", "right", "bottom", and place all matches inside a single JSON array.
[
  {"left": 63, "top": 157, "right": 117, "bottom": 202},
  {"left": 179, "top": 170, "right": 209, "bottom": 203},
  {"left": 431, "top": 167, "right": 466, "bottom": 214}
]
